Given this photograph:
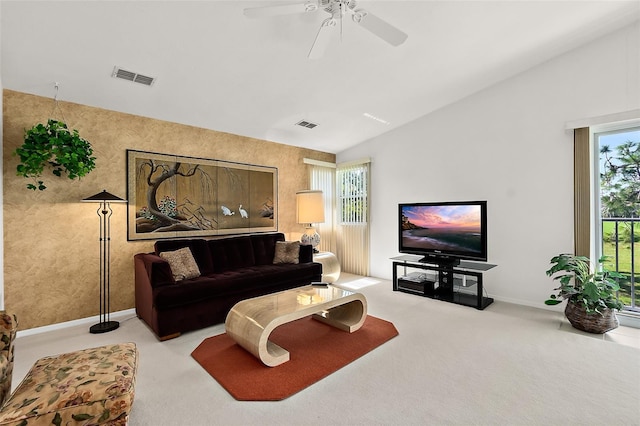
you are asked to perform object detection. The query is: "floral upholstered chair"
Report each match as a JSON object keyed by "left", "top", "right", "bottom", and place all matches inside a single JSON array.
[
  {"left": 0, "top": 337, "right": 138, "bottom": 425},
  {"left": 0, "top": 312, "right": 17, "bottom": 408}
]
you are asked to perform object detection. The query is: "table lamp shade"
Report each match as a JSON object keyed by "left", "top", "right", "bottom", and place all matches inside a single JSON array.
[
  {"left": 296, "top": 190, "right": 325, "bottom": 224},
  {"left": 296, "top": 190, "right": 324, "bottom": 252}
]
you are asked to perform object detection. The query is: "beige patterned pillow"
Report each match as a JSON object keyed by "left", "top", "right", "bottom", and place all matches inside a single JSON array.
[
  {"left": 273, "top": 241, "right": 300, "bottom": 264},
  {"left": 159, "top": 247, "right": 201, "bottom": 281}
]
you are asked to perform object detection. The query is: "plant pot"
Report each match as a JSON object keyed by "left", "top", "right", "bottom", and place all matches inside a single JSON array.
[{"left": 564, "top": 301, "right": 619, "bottom": 334}]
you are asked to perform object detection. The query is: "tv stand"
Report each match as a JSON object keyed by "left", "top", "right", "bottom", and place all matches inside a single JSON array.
[
  {"left": 391, "top": 255, "right": 496, "bottom": 310},
  {"left": 418, "top": 255, "right": 460, "bottom": 267}
]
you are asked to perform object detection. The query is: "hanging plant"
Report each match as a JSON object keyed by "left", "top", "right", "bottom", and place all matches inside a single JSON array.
[{"left": 15, "top": 119, "right": 97, "bottom": 191}]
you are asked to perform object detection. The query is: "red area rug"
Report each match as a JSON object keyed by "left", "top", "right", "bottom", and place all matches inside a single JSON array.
[{"left": 191, "top": 315, "right": 398, "bottom": 401}]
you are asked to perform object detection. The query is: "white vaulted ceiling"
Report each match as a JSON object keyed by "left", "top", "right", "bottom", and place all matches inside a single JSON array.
[{"left": 2, "top": 1, "right": 639, "bottom": 153}]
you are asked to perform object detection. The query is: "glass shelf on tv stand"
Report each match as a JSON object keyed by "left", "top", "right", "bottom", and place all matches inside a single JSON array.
[
  {"left": 391, "top": 255, "right": 497, "bottom": 271},
  {"left": 391, "top": 255, "right": 497, "bottom": 310}
]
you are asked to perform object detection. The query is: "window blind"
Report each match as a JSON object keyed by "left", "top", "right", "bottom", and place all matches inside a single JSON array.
[{"left": 336, "top": 161, "right": 370, "bottom": 276}]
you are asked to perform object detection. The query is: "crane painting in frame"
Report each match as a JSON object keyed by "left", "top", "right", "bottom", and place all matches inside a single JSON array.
[{"left": 126, "top": 150, "right": 277, "bottom": 241}]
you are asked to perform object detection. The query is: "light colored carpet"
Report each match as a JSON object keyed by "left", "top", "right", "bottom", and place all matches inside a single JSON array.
[{"left": 11, "top": 274, "right": 640, "bottom": 426}]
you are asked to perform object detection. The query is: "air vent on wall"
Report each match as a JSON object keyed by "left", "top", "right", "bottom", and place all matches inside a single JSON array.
[
  {"left": 296, "top": 120, "right": 319, "bottom": 129},
  {"left": 112, "top": 66, "right": 156, "bottom": 86}
]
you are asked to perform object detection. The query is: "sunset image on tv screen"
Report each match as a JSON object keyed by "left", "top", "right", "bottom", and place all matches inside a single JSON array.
[{"left": 401, "top": 204, "right": 482, "bottom": 254}]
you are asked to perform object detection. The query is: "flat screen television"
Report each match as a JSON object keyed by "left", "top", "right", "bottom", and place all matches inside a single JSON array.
[{"left": 399, "top": 201, "right": 487, "bottom": 265}]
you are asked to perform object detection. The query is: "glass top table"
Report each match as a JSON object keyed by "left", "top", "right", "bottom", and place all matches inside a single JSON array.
[{"left": 225, "top": 285, "right": 368, "bottom": 367}]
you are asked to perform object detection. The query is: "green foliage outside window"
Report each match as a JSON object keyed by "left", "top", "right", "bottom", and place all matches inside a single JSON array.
[
  {"left": 599, "top": 134, "right": 640, "bottom": 308},
  {"left": 600, "top": 140, "right": 640, "bottom": 218},
  {"left": 338, "top": 167, "right": 368, "bottom": 224}
]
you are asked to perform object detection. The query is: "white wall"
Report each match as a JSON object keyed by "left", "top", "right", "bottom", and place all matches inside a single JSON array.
[{"left": 337, "top": 22, "right": 640, "bottom": 308}]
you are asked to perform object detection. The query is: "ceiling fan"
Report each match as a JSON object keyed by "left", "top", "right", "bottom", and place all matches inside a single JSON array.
[{"left": 243, "top": 0, "right": 408, "bottom": 59}]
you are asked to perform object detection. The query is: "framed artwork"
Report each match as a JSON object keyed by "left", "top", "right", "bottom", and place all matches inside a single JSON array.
[{"left": 126, "top": 150, "right": 277, "bottom": 241}]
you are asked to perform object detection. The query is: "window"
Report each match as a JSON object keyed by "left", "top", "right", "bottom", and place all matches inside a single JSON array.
[
  {"left": 594, "top": 126, "right": 640, "bottom": 312},
  {"left": 338, "top": 163, "right": 368, "bottom": 224}
]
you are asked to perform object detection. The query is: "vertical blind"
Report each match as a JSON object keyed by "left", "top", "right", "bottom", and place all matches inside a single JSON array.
[
  {"left": 309, "top": 162, "right": 337, "bottom": 254},
  {"left": 336, "top": 160, "right": 370, "bottom": 276}
]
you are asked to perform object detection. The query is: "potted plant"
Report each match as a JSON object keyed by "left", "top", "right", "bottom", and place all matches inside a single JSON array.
[
  {"left": 14, "top": 119, "right": 96, "bottom": 191},
  {"left": 545, "top": 253, "right": 624, "bottom": 333}
]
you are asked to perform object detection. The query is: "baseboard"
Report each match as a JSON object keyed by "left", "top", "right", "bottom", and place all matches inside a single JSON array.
[
  {"left": 490, "top": 295, "right": 562, "bottom": 312},
  {"left": 617, "top": 311, "right": 640, "bottom": 329},
  {"left": 16, "top": 309, "right": 137, "bottom": 338},
  {"left": 491, "top": 296, "right": 640, "bottom": 329},
  {"left": 15, "top": 297, "right": 640, "bottom": 338}
]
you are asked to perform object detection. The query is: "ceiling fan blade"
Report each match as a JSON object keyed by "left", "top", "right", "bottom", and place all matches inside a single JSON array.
[
  {"left": 244, "top": 1, "right": 318, "bottom": 19},
  {"left": 308, "top": 18, "right": 337, "bottom": 59},
  {"left": 352, "top": 8, "right": 408, "bottom": 46}
]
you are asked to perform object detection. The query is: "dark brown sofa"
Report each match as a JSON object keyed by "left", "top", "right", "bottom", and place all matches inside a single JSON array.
[{"left": 134, "top": 232, "right": 322, "bottom": 340}]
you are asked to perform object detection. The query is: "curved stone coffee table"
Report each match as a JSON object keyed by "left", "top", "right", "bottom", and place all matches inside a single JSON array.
[{"left": 225, "top": 285, "right": 367, "bottom": 367}]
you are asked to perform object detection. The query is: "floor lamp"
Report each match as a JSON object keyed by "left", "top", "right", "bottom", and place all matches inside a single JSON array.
[{"left": 82, "top": 189, "right": 127, "bottom": 334}]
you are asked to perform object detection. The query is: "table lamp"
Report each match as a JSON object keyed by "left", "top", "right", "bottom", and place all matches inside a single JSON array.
[{"left": 296, "top": 190, "right": 325, "bottom": 252}]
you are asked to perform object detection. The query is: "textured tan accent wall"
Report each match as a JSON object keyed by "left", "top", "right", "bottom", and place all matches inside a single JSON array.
[{"left": 3, "top": 90, "right": 335, "bottom": 330}]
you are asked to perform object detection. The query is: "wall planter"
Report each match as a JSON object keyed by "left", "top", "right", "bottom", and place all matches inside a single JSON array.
[{"left": 15, "top": 119, "right": 96, "bottom": 190}]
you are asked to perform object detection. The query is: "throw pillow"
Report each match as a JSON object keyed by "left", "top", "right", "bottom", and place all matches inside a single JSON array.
[
  {"left": 159, "top": 247, "right": 201, "bottom": 281},
  {"left": 273, "top": 241, "right": 300, "bottom": 264}
]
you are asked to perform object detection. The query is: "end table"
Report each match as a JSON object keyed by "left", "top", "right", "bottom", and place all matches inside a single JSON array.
[{"left": 313, "top": 251, "right": 341, "bottom": 283}]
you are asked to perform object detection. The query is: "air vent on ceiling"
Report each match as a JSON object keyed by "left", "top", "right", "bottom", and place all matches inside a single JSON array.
[
  {"left": 296, "top": 120, "right": 319, "bottom": 129},
  {"left": 112, "top": 66, "right": 156, "bottom": 86}
]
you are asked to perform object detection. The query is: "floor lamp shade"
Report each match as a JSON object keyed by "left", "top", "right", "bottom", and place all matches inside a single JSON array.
[
  {"left": 296, "top": 190, "right": 324, "bottom": 251},
  {"left": 82, "top": 190, "right": 126, "bottom": 334}
]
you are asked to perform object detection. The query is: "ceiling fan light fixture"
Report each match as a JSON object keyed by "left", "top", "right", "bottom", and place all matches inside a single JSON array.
[
  {"left": 244, "top": 0, "right": 408, "bottom": 59},
  {"left": 305, "top": 2, "right": 319, "bottom": 13}
]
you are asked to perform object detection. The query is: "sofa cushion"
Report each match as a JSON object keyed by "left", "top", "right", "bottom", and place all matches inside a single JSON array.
[
  {"left": 154, "top": 270, "right": 263, "bottom": 310},
  {"left": 155, "top": 239, "right": 214, "bottom": 275},
  {"left": 160, "top": 247, "right": 201, "bottom": 281},
  {"left": 273, "top": 241, "right": 300, "bottom": 264},
  {"left": 208, "top": 236, "right": 255, "bottom": 272},
  {"left": 153, "top": 263, "right": 322, "bottom": 310},
  {"left": 257, "top": 263, "right": 323, "bottom": 284},
  {"left": 251, "top": 232, "right": 285, "bottom": 265}
]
